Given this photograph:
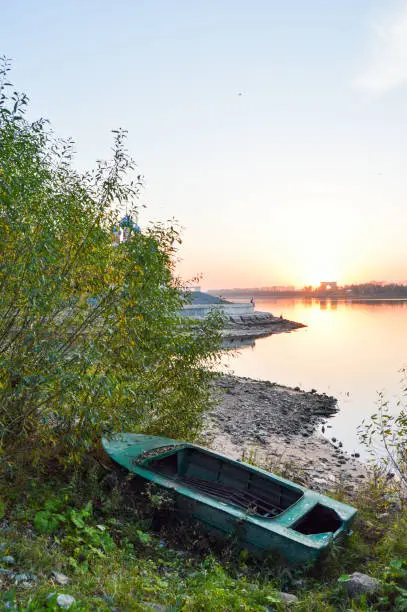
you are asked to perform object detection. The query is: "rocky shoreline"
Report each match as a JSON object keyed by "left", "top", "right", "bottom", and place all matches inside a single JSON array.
[
  {"left": 204, "top": 375, "right": 367, "bottom": 495},
  {"left": 222, "top": 311, "right": 305, "bottom": 341}
]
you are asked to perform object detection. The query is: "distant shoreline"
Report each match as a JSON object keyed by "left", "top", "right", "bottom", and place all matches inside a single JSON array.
[{"left": 211, "top": 293, "right": 407, "bottom": 303}]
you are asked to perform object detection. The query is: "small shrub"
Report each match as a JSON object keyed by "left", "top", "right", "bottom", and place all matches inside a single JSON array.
[{"left": 359, "top": 369, "right": 407, "bottom": 496}]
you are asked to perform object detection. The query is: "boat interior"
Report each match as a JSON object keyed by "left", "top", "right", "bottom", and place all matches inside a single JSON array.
[
  {"left": 145, "top": 447, "right": 344, "bottom": 533},
  {"left": 292, "top": 503, "right": 342, "bottom": 535},
  {"left": 145, "top": 446, "right": 304, "bottom": 519}
]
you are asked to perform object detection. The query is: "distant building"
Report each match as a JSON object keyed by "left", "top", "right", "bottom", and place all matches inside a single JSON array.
[
  {"left": 180, "top": 290, "right": 255, "bottom": 319},
  {"left": 187, "top": 291, "right": 230, "bottom": 305},
  {"left": 319, "top": 281, "right": 337, "bottom": 291},
  {"left": 112, "top": 214, "right": 140, "bottom": 244}
]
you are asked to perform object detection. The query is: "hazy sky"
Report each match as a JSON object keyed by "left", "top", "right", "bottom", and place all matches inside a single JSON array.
[{"left": 3, "top": 1, "right": 407, "bottom": 288}]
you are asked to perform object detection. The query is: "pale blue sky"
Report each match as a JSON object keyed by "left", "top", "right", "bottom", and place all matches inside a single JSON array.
[{"left": 3, "top": 1, "right": 407, "bottom": 287}]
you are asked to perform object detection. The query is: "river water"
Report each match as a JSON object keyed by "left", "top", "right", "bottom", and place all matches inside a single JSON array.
[{"left": 222, "top": 298, "right": 407, "bottom": 458}]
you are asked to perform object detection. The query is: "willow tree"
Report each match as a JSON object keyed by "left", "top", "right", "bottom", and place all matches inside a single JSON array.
[{"left": 0, "top": 58, "right": 223, "bottom": 472}]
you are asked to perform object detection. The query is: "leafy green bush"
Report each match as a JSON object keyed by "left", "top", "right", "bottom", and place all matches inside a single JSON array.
[
  {"left": 0, "top": 57, "right": 223, "bottom": 473},
  {"left": 374, "top": 559, "right": 407, "bottom": 610}
]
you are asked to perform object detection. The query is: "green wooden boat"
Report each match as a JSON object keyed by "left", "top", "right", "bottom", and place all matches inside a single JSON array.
[{"left": 102, "top": 434, "right": 357, "bottom": 564}]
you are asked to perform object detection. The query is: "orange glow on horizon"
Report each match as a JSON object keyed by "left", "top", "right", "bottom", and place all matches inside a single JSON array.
[{"left": 176, "top": 253, "right": 407, "bottom": 291}]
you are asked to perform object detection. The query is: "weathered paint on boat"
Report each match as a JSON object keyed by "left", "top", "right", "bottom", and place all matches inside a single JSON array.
[{"left": 102, "top": 433, "right": 357, "bottom": 564}]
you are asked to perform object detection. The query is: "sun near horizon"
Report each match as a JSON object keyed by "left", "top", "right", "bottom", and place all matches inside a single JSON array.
[
  {"left": 176, "top": 250, "right": 406, "bottom": 290},
  {"left": 3, "top": 1, "right": 407, "bottom": 291}
]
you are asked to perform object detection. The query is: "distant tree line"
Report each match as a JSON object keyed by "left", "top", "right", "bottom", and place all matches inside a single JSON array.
[
  {"left": 211, "top": 283, "right": 407, "bottom": 299},
  {"left": 307, "top": 283, "right": 407, "bottom": 298}
]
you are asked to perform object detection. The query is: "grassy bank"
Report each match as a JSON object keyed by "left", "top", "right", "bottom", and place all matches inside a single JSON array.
[{"left": 0, "top": 457, "right": 406, "bottom": 611}]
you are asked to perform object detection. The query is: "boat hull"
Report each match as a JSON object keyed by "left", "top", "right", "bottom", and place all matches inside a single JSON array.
[{"left": 102, "top": 434, "right": 357, "bottom": 565}]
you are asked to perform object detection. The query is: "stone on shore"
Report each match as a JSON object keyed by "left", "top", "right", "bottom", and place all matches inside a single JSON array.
[
  {"left": 340, "top": 572, "right": 380, "bottom": 598},
  {"left": 276, "top": 591, "right": 299, "bottom": 604},
  {"left": 51, "top": 571, "right": 70, "bottom": 585}
]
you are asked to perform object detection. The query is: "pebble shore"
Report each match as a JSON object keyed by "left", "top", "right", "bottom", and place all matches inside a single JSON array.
[{"left": 205, "top": 374, "right": 367, "bottom": 495}]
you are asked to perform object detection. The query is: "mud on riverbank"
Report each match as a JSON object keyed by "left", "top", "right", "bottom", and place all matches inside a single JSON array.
[{"left": 204, "top": 375, "right": 367, "bottom": 495}]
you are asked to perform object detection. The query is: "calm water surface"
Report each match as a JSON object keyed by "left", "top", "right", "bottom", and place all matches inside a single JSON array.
[{"left": 222, "top": 298, "right": 407, "bottom": 457}]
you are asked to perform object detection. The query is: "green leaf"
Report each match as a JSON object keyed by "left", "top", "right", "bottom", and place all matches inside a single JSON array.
[
  {"left": 389, "top": 559, "right": 404, "bottom": 570},
  {"left": 34, "top": 511, "right": 60, "bottom": 534},
  {"left": 136, "top": 530, "right": 152, "bottom": 545},
  {"left": 337, "top": 574, "right": 351, "bottom": 583},
  {"left": 266, "top": 594, "right": 281, "bottom": 603},
  {"left": 70, "top": 511, "right": 85, "bottom": 529}
]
